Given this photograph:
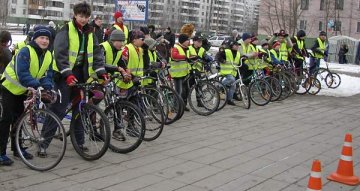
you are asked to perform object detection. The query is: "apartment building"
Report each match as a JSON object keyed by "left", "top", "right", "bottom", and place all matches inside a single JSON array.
[{"left": 258, "top": 0, "right": 360, "bottom": 38}]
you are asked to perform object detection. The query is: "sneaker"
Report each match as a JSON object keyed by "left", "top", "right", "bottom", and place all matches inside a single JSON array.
[
  {"left": 227, "top": 100, "right": 236, "bottom": 106},
  {"left": 14, "top": 150, "right": 34, "bottom": 160},
  {"left": 0, "top": 155, "right": 14, "bottom": 166},
  {"left": 112, "top": 129, "right": 126, "bottom": 141},
  {"left": 78, "top": 145, "right": 89, "bottom": 152},
  {"left": 37, "top": 147, "right": 47, "bottom": 158}
]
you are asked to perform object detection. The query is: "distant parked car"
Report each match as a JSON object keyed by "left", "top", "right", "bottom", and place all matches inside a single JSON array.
[{"left": 208, "top": 36, "right": 230, "bottom": 47}]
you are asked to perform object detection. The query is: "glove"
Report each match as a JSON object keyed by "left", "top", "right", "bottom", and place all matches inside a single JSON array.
[
  {"left": 66, "top": 75, "right": 77, "bottom": 86},
  {"left": 101, "top": 73, "right": 109, "bottom": 81}
]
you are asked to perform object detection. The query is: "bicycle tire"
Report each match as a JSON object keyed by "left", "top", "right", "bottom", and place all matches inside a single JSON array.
[
  {"left": 308, "top": 77, "right": 321, "bottom": 95},
  {"left": 326, "top": 72, "right": 341, "bottom": 89},
  {"left": 249, "top": 79, "right": 272, "bottom": 106},
  {"left": 144, "top": 87, "right": 169, "bottom": 123},
  {"left": 276, "top": 73, "right": 292, "bottom": 101},
  {"left": 132, "top": 94, "right": 165, "bottom": 141},
  {"left": 71, "top": 104, "right": 110, "bottom": 161},
  {"left": 105, "top": 100, "right": 145, "bottom": 153},
  {"left": 295, "top": 69, "right": 311, "bottom": 95},
  {"left": 15, "top": 109, "right": 66, "bottom": 171},
  {"left": 188, "top": 81, "right": 220, "bottom": 116},
  {"left": 160, "top": 85, "right": 183, "bottom": 124},
  {"left": 239, "top": 84, "right": 251, "bottom": 109},
  {"left": 209, "top": 80, "right": 227, "bottom": 111},
  {"left": 264, "top": 76, "right": 282, "bottom": 102}
]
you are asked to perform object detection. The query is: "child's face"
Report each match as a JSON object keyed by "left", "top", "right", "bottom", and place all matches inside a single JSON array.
[
  {"left": 74, "top": 14, "right": 90, "bottom": 27},
  {"left": 112, "top": 41, "right": 124, "bottom": 50},
  {"left": 35, "top": 36, "right": 49, "bottom": 49}
]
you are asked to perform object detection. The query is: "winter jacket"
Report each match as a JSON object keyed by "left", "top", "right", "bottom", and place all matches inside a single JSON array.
[
  {"left": 14, "top": 41, "right": 53, "bottom": 89},
  {"left": 0, "top": 46, "right": 12, "bottom": 74},
  {"left": 53, "top": 19, "right": 106, "bottom": 80},
  {"left": 91, "top": 20, "right": 104, "bottom": 44}
]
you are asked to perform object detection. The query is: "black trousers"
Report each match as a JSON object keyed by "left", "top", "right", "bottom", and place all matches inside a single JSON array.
[{"left": 0, "top": 86, "right": 26, "bottom": 155}]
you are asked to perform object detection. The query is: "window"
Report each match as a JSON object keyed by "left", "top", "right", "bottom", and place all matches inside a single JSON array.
[
  {"left": 12, "top": 0, "right": 17, "bottom": 3},
  {"left": 334, "top": 21, "right": 342, "bottom": 31},
  {"left": 319, "top": 21, "right": 323, "bottom": 31},
  {"left": 357, "top": 22, "right": 360, "bottom": 32},
  {"left": 301, "top": 0, "right": 309, "bottom": 10},
  {"left": 202, "top": 12, "right": 204, "bottom": 16},
  {"left": 23, "top": 9, "right": 26, "bottom": 14},
  {"left": 23, "top": 0, "right": 26, "bottom": 4},
  {"left": 11, "top": 8, "right": 16, "bottom": 14},
  {"left": 300, "top": 20, "right": 307, "bottom": 30},
  {"left": 320, "top": 0, "right": 325, "bottom": 10},
  {"left": 335, "top": 0, "right": 344, "bottom": 10}
]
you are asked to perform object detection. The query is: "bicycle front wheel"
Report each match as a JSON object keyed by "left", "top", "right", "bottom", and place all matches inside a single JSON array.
[
  {"left": 71, "top": 104, "right": 110, "bottom": 161},
  {"left": 239, "top": 84, "right": 251, "bottom": 109},
  {"left": 160, "top": 85, "right": 183, "bottom": 124},
  {"left": 326, "top": 72, "right": 341, "bottom": 89},
  {"left": 264, "top": 76, "right": 282, "bottom": 102},
  {"left": 209, "top": 80, "right": 227, "bottom": 111},
  {"left": 15, "top": 109, "right": 66, "bottom": 171},
  {"left": 249, "top": 79, "right": 272, "bottom": 106},
  {"left": 105, "top": 100, "right": 145, "bottom": 153},
  {"left": 308, "top": 77, "right": 321, "bottom": 95},
  {"left": 188, "top": 81, "right": 220, "bottom": 116}
]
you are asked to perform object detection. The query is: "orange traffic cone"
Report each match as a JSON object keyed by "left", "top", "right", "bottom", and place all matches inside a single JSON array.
[
  {"left": 327, "top": 133, "right": 360, "bottom": 186},
  {"left": 307, "top": 160, "right": 322, "bottom": 191}
]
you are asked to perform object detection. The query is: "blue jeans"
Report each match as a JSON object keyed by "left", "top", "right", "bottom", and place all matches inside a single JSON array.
[
  {"left": 222, "top": 75, "right": 236, "bottom": 101},
  {"left": 309, "top": 57, "right": 321, "bottom": 76}
]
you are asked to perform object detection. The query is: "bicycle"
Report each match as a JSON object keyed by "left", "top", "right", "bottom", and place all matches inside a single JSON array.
[
  {"left": 313, "top": 62, "right": 341, "bottom": 89},
  {"left": 103, "top": 74, "right": 146, "bottom": 153},
  {"left": 185, "top": 59, "right": 220, "bottom": 116},
  {"left": 15, "top": 87, "right": 66, "bottom": 171}
]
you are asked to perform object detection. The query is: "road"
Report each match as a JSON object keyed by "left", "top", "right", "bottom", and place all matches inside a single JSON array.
[{"left": 1, "top": 94, "right": 360, "bottom": 191}]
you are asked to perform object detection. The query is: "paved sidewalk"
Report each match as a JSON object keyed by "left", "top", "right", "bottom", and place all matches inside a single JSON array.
[{"left": 1, "top": 94, "right": 360, "bottom": 191}]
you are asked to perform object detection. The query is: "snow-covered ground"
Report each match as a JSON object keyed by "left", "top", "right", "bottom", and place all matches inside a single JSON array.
[{"left": 9, "top": 34, "right": 360, "bottom": 97}]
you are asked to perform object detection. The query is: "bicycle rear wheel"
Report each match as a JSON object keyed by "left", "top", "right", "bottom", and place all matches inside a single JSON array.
[
  {"left": 264, "top": 76, "right": 282, "bottom": 102},
  {"left": 71, "top": 104, "right": 110, "bottom": 161},
  {"left": 209, "top": 80, "right": 227, "bottom": 111},
  {"left": 188, "top": 81, "right": 220, "bottom": 116},
  {"left": 105, "top": 100, "right": 145, "bottom": 153},
  {"left": 249, "top": 79, "right": 272, "bottom": 106},
  {"left": 160, "top": 85, "right": 183, "bottom": 124},
  {"left": 295, "top": 69, "right": 311, "bottom": 95},
  {"left": 15, "top": 109, "right": 66, "bottom": 171}
]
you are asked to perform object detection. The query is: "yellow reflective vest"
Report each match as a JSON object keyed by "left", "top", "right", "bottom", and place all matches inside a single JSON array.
[
  {"left": 270, "top": 49, "right": 282, "bottom": 63},
  {"left": 53, "top": 21, "right": 95, "bottom": 78},
  {"left": 14, "top": 41, "right": 26, "bottom": 56},
  {"left": 142, "top": 49, "right": 158, "bottom": 86},
  {"left": 118, "top": 43, "right": 144, "bottom": 89},
  {"left": 294, "top": 36, "right": 305, "bottom": 60},
  {"left": 2, "top": 45, "right": 52, "bottom": 95},
  {"left": 241, "top": 43, "right": 257, "bottom": 70},
  {"left": 313, "top": 38, "right": 326, "bottom": 59},
  {"left": 220, "top": 49, "right": 240, "bottom": 77},
  {"left": 169, "top": 44, "right": 190, "bottom": 78},
  {"left": 188, "top": 46, "right": 205, "bottom": 72},
  {"left": 279, "top": 41, "right": 292, "bottom": 61},
  {"left": 113, "top": 24, "right": 129, "bottom": 44},
  {"left": 101, "top": 41, "right": 122, "bottom": 66}
]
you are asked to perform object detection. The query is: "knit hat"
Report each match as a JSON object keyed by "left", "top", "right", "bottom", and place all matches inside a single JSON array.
[
  {"left": 272, "top": 41, "right": 281, "bottom": 49},
  {"left": 178, "top": 34, "right": 190, "bottom": 44},
  {"left": 319, "top": 31, "right": 327, "bottom": 36},
  {"left": 144, "top": 38, "right": 159, "bottom": 49},
  {"left": 192, "top": 35, "right": 203, "bottom": 42},
  {"left": 297, "top": 30, "right": 306, "bottom": 38},
  {"left": 32, "top": 25, "right": 52, "bottom": 40},
  {"left": 114, "top": 11, "right": 123, "bottom": 19},
  {"left": 110, "top": 30, "right": 125, "bottom": 41},
  {"left": 129, "top": 30, "right": 145, "bottom": 42},
  {"left": 242, "top": 32, "right": 252, "bottom": 41}
]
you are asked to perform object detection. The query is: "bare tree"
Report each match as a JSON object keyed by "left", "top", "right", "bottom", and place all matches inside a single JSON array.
[
  {"left": 259, "top": 0, "right": 303, "bottom": 35},
  {"left": 0, "top": 0, "right": 9, "bottom": 26}
]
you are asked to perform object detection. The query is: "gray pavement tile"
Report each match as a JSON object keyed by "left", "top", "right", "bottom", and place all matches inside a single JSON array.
[
  {"left": 15, "top": 178, "right": 78, "bottom": 191},
  {"left": 103, "top": 174, "right": 165, "bottom": 191},
  {"left": 174, "top": 185, "right": 210, "bottom": 191},
  {"left": 192, "top": 169, "right": 246, "bottom": 190},
  {"left": 156, "top": 161, "right": 205, "bottom": 179},
  {"left": 138, "top": 179, "right": 187, "bottom": 191},
  {"left": 230, "top": 157, "right": 275, "bottom": 174},
  {"left": 210, "top": 154, "right": 253, "bottom": 169},
  {"left": 272, "top": 165, "right": 310, "bottom": 184},
  {"left": 246, "top": 179, "right": 289, "bottom": 191},
  {"left": 0, "top": 172, "right": 59, "bottom": 191},
  {"left": 176, "top": 147, "right": 219, "bottom": 160},
  {"left": 172, "top": 165, "right": 224, "bottom": 184},
  {"left": 212, "top": 174, "right": 266, "bottom": 191}
]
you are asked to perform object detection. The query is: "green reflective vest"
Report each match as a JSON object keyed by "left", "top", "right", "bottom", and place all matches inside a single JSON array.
[
  {"left": 313, "top": 38, "right": 326, "bottom": 59},
  {"left": 101, "top": 41, "right": 122, "bottom": 66},
  {"left": 241, "top": 43, "right": 257, "bottom": 70},
  {"left": 294, "top": 36, "right": 305, "bottom": 60},
  {"left": 280, "top": 42, "right": 291, "bottom": 61},
  {"left": 2, "top": 45, "right": 52, "bottom": 95},
  {"left": 220, "top": 49, "right": 240, "bottom": 77},
  {"left": 169, "top": 44, "right": 190, "bottom": 78},
  {"left": 270, "top": 49, "right": 282, "bottom": 63},
  {"left": 113, "top": 24, "right": 129, "bottom": 44},
  {"left": 14, "top": 41, "right": 26, "bottom": 56},
  {"left": 142, "top": 49, "right": 158, "bottom": 86},
  {"left": 188, "top": 46, "right": 205, "bottom": 72},
  {"left": 118, "top": 43, "right": 144, "bottom": 89},
  {"left": 53, "top": 21, "right": 95, "bottom": 78}
]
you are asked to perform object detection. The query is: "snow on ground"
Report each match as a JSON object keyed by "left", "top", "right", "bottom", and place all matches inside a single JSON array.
[{"left": 7, "top": 35, "right": 360, "bottom": 97}]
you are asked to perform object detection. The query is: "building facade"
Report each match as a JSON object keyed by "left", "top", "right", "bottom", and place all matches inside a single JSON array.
[{"left": 258, "top": 0, "right": 360, "bottom": 38}]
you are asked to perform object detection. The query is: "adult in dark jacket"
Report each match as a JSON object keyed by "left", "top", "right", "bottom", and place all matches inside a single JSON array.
[
  {"left": 338, "top": 44, "right": 348, "bottom": 64},
  {"left": 309, "top": 31, "right": 327, "bottom": 75},
  {"left": 291, "top": 30, "right": 309, "bottom": 75},
  {"left": 163, "top": 27, "right": 175, "bottom": 61},
  {"left": 48, "top": 21, "right": 57, "bottom": 51},
  {"left": 0, "top": 31, "right": 12, "bottom": 74},
  {"left": 0, "top": 26, "right": 53, "bottom": 166},
  {"left": 90, "top": 16, "right": 104, "bottom": 44}
]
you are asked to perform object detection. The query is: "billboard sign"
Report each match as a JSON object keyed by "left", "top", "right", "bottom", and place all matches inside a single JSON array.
[{"left": 115, "top": 0, "right": 148, "bottom": 22}]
